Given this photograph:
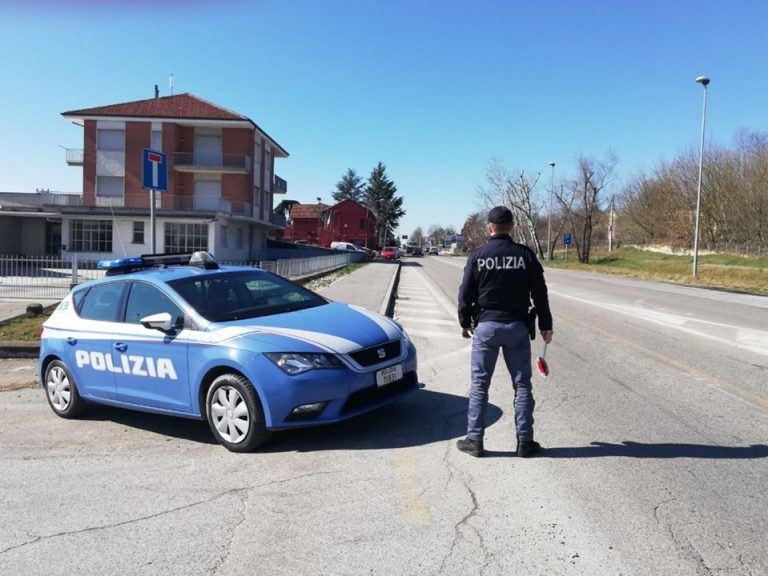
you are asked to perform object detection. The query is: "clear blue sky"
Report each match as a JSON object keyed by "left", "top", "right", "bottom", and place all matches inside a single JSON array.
[{"left": 1, "top": 0, "right": 766, "bottom": 237}]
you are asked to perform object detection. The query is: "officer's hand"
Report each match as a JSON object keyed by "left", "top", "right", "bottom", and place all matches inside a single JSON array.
[
  {"left": 462, "top": 327, "right": 473, "bottom": 339},
  {"left": 540, "top": 330, "right": 553, "bottom": 343}
]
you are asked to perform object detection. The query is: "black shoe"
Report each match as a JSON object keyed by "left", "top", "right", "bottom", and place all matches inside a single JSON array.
[
  {"left": 456, "top": 437, "right": 484, "bottom": 458},
  {"left": 517, "top": 440, "right": 541, "bottom": 458}
]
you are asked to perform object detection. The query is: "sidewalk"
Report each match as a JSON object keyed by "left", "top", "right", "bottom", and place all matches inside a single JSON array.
[
  {"left": 0, "top": 261, "right": 401, "bottom": 360},
  {"left": 317, "top": 260, "right": 400, "bottom": 315}
]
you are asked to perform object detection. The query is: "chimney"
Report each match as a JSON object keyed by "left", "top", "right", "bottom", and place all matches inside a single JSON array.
[{"left": 154, "top": 84, "right": 159, "bottom": 99}]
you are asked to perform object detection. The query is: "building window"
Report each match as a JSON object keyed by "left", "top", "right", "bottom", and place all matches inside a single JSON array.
[
  {"left": 220, "top": 225, "right": 229, "bottom": 248},
  {"left": 359, "top": 218, "right": 366, "bottom": 230},
  {"left": 236, "top": 227, "right": 244, "bottom": 249},
  {"left": 164, "top": 223, "right": 208, "bottom": 253},
  {"left": 70, "top": 220, "right": 113, "bottom": 253},
  {"left": 97, "top": 129, "right": 124, "bottom": 151},
  {"left": 132, "top": 222, "right": 144, "bottom": 244},
  {"left": 96, "top": 176, "right": 124, "bottom": 197}
]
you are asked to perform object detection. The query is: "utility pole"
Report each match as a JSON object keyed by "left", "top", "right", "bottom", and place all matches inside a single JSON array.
[
  {"left": 608, "top": 194, "right": 615, "bottom": 252},
  {"left": 547, "top": 161, "right": 555, "bottom": 260}
]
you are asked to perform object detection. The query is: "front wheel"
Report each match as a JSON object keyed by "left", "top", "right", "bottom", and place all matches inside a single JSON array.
[
  {"left": 206, "top": 374, "right": 270, "bottom": 452},
  {"left": 44, "top": 359, "right": 86, "bottom": 418}
]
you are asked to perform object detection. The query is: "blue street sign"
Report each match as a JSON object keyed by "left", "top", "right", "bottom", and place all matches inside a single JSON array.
[
  {"left": 142, "top": 149, "right": 168, "bottom": 191},
  {"left": 563, "top": 233, "right": 572, "bottom": 246}
]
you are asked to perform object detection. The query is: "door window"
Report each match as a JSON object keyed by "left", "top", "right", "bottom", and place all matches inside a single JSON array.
[
  {"left": 125, "top": 282, "right": 184, "bottom": 327},
  {"left": 79, "top": 282, "right": 126, "bottom": 322}
]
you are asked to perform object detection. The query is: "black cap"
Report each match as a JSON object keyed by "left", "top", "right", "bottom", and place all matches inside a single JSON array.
[{"left": 488, "top": 206, "right": 513, "bottom": 225}]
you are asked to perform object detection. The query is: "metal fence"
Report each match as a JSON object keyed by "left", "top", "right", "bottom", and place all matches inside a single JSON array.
[{"left": 0, "top": 253, "right": 351, "bottom": 303}]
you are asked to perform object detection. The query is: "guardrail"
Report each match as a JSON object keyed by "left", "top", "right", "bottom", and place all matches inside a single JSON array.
[{"left": 0, "top": 253, "right": 351, "bottom": 303}]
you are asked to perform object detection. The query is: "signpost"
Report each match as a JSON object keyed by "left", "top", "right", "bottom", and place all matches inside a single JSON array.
[
  {"left": 142, "top": 149, "right": 168, "bottom": 253},
  {"left": 563, "top": 233, "right": 572, "bottom": 263}
]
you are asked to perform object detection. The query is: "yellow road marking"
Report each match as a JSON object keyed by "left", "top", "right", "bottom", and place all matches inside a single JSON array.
[{"left": 393, "top": 450, "right": 430, "bottom": 525}]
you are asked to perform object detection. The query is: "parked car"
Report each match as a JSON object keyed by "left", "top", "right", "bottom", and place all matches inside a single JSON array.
[
  {"left": 39, "top": 252, "right": 418, "bottom": 452},
  {"left": 428, "top": 246, "right": 439, "bottom": 255},
  {"left": 411, "top": 246, "right": 424, "bottom": 256},
  {"left": 380, "top": 246, "right": 399, "bottom": 260},
  {"left": 330, "top": 241, "right": 369, "bottom": 255}
]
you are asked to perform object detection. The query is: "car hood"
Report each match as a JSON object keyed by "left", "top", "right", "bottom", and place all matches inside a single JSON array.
[{"left": 209, "top": 302, "right": 402, "bottom": 354}]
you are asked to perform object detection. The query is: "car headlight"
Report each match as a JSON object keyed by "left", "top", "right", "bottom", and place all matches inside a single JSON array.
[{"left": 264, "top": 352, "right": 344, "bottom": 375}]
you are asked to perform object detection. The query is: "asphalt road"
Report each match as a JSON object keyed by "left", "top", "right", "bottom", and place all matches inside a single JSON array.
[
  {"left": 1, "top": 257, "right": 766, "bottom": 575},
  {"left": 405, "top": 255, "right": 768, "bottom": 575}
]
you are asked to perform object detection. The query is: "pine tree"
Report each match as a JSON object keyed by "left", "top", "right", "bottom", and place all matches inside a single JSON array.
[
  {"left": 333, "top": 168, "right": 365, "bottom": 202},
  {"left": 364, "top": 162, "right": 406, "bottom": 247}
]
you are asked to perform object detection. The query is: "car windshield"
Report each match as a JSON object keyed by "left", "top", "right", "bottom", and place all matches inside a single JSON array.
[{"left": 167, "top": 270, "right": 328, "bottom": 322}]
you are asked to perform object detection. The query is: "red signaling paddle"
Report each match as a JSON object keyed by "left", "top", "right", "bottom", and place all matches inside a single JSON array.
[{"left": 536, "top": 341, "right": 549, "bottom": 377}]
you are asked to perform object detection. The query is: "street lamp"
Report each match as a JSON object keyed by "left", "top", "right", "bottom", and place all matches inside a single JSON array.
[
  {"left": 692, "top": 75, "right": 710, "bottom": 277},
  {"left": 546, "top": 161, "right": 555, "bottom": 260}
]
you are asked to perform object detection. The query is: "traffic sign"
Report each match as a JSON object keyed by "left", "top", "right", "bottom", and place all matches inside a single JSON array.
[
  {"left": 563, "top": 233, "right": 572, "bottom": 246},
  {"left": 143, "top": 149, "right": 168, "bottom": 191}
]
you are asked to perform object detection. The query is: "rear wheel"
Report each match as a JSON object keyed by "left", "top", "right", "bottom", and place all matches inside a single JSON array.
[
  {"left": 206, "top": 374, "right": 270, "bottom": 452},
  {"left": 44, "top": 359, "right": 86, "bottom": 418}
]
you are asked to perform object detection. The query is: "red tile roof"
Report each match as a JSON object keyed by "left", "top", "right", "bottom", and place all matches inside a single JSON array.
[
  {"left": 290, "top": 203, "right": 330, "bottom": 219},
  {"left": 62, "top": 93, "right": 289, "bottom": 156},
  {"left": 62, "top": 93, "right": 249, "bottom": 121}
]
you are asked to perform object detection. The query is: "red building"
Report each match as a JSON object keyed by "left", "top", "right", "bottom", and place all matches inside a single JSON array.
[
  {"left": 283, "top": 203, "right": 329, "bottom": 244},
  {"left": 285, "top": 199, "right": 377, "bottom": 248}
]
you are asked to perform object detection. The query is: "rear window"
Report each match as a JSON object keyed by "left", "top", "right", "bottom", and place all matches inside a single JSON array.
[{"left": 168, "top": 270, "right": 328, "bottom": 322}]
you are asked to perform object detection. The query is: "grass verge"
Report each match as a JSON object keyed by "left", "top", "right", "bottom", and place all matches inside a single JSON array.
[{"left": 544, "top": 246, "right": 768, "bottom": 295}]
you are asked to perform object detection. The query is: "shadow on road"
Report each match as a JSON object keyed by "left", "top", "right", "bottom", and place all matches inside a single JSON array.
[
  {"left": 82, "top": 407, "right": 218, "bottom": 445},
  {"left": 79, "top": 389, "right": 502, "bottom": 451},
  {"left": 541, "top": 441, "right": 768, "bottom": 459},
  {"left": 266, "top": 389, "right": 502, "bottom": 452}
]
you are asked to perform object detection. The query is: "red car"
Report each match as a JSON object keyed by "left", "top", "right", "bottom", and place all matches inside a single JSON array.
[{"left": 380, "top": 246, "right": 399, "bottom": 260}]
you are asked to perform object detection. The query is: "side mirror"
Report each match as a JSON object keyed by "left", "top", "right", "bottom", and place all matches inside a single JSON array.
[{"left": 140, "top": 312, "right": 175, "bottom": 333}]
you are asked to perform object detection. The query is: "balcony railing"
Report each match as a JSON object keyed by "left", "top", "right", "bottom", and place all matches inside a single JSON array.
[
  {"left": 173, "top": 152, "right": 251, "bottom": 173},
  {"left": 273, "top": 174, "right": 288, "bottom": 194},
  {"left": 0, "top": 191, "right": 255, "bottom": 217},
  {"left": 65, "top": 148, "right": 84, "bottom": 166}
]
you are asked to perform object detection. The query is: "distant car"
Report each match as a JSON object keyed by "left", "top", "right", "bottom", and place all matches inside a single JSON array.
[
  {"left": 428, "top": 246, "right": 439, "bottom": 255},
  {"left": 38, "top": 252, "right": 418, "bottom": 452},
  {"left": 411, "top": 246, "right": 424, "bottom": 256},
  {"left": 330, "top": 241, "right": 368, "bottom": 255},
  {"left": 380, "top": 246, "right": 399, "bottom": 260}
]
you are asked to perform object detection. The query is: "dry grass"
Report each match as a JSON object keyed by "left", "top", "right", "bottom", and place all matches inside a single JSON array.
[{"left": 545, "top": 246, "right": 768, "bottom": 295}]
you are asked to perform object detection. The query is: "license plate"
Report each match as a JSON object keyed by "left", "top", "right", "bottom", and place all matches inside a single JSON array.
[{"left": 375, "top": 363, "right": 403, "bottom": 387}]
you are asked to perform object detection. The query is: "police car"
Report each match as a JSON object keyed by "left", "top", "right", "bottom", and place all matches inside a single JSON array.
[{"left": 39, "top": 252, "right": 419, "bottom": 452}]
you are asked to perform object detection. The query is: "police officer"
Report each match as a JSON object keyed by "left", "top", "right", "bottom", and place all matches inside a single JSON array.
[{"left": 456, "top": 206, "right": 553, "bottom": 458}]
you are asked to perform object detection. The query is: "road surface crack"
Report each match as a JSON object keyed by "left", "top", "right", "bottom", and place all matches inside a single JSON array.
[
  {"left": 210, "top": 489, "right": 249, "bottom": 575},
  {"left": 0, "top": 470, "right": 338, "bottom": 556}
]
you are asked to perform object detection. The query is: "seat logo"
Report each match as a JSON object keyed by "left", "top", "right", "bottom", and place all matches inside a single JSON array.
[
  {"left": 377, "top": 348, "right": 386, "bottom": 360},
  {"left": 75, "top": 350, "right": 178, "bottom": 380}
]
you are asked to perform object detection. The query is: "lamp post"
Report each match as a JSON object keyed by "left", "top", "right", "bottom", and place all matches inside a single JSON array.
[
  {"left": 692, "top": 75, "right": 710, "bottom": 277},
  {"left": 546, "top": 161, "right": 555, "bottom": 260}
]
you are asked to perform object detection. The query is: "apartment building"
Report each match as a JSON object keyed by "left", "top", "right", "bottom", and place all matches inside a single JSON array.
[{"left": 0, "top": 92, "right": 289, "bottom": 260}]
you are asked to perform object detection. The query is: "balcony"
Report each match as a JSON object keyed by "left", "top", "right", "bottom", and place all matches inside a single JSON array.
[
  {"left": 273, "top": 174, "right": 288, "bottom": 194},
  {"left": 65, "top": 148, "right": 84, "bottom": 166},
  {"left": 173, "top": 152, "right": 251, "bottom": 174}
]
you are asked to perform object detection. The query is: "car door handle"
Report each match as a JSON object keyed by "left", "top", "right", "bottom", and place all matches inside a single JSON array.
[
  {"left": 67, "top": 337, "right": 78, "bottom": 346},
  {"left": 114, "top": 342, "right": 128, "bottom": 352}
]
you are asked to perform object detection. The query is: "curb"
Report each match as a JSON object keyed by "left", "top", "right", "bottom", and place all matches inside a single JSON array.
[
  {"left": 379, "top": 262, "right": 402, "bottom": 317},
  {"left": 0, "top": 341, "right": 39, "bottom": 359}
]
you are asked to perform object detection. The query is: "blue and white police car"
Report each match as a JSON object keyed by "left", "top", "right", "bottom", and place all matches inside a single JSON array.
[{"left": 39, "top": 252, "right": 419, "bottom": 452}]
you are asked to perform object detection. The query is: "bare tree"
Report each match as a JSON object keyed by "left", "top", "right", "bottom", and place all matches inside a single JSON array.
[
  {"left": 556, "top": 152, "right": 618, "bottom": 263},
  {"left": 477, "top": 159, "right": 546, "bottom": 257},
  {"left": 461, "top": 212, "right": 487, "bottom": 253}
]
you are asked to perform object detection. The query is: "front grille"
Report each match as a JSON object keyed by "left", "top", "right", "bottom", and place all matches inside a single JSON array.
[
  {"left": 349, "top": 339, "right": 401, "bottom": 367},
  {"left": 341, "top": 371, "right": 417, "bottom": 414}
]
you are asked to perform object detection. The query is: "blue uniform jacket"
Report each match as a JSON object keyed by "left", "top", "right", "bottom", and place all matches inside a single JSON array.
[{"left": 458, "top": 234, "right": 553, "bottom": 331}]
